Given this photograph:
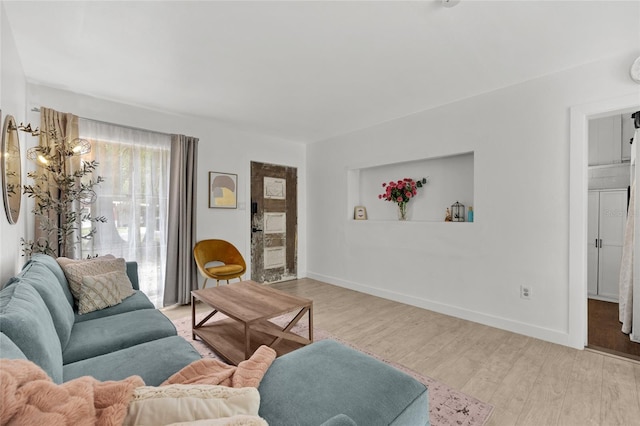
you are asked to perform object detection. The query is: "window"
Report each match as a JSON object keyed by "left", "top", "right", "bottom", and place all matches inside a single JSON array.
[{"left": 79, "top": 119, "right": 171, "bottom": 307}]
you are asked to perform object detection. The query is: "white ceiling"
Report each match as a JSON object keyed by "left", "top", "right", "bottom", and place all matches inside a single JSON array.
[{"left": 3, "top": 1, "right": 640, "bottom": 143}]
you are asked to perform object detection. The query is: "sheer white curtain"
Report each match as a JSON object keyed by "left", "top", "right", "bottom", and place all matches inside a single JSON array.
[
  {"left": 620, "top": 128, "right": 637, "bottom": 338},
  {"left": 78, "top": 119, "right": 171, "bottom": 307}
]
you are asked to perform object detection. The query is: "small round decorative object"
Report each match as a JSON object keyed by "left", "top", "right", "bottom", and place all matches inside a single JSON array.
[{"left": 630, "top": 56, "right": 640, "bottom": 84}]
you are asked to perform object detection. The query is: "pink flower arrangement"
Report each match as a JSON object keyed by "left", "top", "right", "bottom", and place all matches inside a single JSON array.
[{"left": 378, "top": 177, "right": 428, "bottom": 205}]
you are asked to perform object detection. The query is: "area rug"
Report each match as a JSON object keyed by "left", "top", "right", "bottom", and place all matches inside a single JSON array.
[{"left": 171, "top": 312, "right": 494, "bottom": 426}]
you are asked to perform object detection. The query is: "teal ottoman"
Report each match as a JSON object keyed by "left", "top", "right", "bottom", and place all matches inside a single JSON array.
[{"left": 258, "top": 339, "right": 429, "bottom": 425}]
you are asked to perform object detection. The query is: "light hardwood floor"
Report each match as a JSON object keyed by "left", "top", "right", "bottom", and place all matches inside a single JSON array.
[{"left": 161, "top": 278, "right": 640, "bottom": 426}]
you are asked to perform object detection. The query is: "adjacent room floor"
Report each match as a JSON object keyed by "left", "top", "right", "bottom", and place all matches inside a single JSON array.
[{"left": 588, "top": 298, "right": 640, "bottom": 361}]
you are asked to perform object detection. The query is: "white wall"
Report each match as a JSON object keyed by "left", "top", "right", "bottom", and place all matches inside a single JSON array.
[
  {"left": 23, "top": 84, "right": 307, "bottom": 288},
  {"left": 0, "top": 3, "right": 28, "bottom": 285},
  {"left": 307, "top": 52, "right": 640, "bottom": 347}
]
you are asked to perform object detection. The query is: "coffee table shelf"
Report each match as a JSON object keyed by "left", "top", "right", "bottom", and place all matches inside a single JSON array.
[
  {"left": 191, "top": 280, "right": 313, "bottom": 365},
  {"left": 193, "top": 318, "right": 307, "bottom": 365}
]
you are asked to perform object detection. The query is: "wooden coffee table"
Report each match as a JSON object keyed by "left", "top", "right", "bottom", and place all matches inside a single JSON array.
[{"left": 191, "top": 280, "right": 313, "bottom": 365}]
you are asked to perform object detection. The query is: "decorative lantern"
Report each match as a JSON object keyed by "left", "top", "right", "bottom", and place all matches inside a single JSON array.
[{"left": 451, "top": 201, "right": 465, "bottom": 222}]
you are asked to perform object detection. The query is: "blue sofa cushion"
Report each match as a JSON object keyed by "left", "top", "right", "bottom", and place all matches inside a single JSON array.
[
  {"left": 25, "top": 253, "right": 74, "bottom": 307},
  {"left": 0, "top": 282, "right": 63, "bottom": 383},
  {"left": 320, "top": 414, "right": 358, "bottom": 426},
  {"left": 73, "top": 290, "right": 154, "bottom": 323},
  {"left": 63, "top": 309, "right": 178, "bottom": 364},
  {"left": 16, "top": 261, "right": 75, "bottom": 349},
  {"left": 0, "top": 332, "right": 27, "bottom": 360},
  {"left": 259, "top": 340, "right": 429, "bottom": 426},
  {"left": 63, "top": 336, "right": 201, "bottom": 386},
  {"left": 126, "top": 261, "right": 140, "bottom": 291}
]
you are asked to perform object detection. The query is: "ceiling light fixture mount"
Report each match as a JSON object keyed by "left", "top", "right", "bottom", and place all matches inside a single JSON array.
[{"left": 442, "top": 0, "right": 460, "bottom": 8}]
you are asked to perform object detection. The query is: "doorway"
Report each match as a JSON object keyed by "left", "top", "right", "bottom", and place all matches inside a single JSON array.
[
  {"left": 585, "top": 110, "right": 638, "bottom": 360},
  {"left": 250, "top": 161, "right": 298, "bottom": 283}
]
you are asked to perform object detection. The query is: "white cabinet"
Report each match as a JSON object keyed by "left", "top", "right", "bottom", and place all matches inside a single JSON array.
[
  {"left": 589, "top": 114, "right": 634, "bottom": 166},
  {"left": 621, "top": 114, "right": 634, "bottom": 162},
  {"left": 588, "top": 189, "right": 627, "bottom": 301}
]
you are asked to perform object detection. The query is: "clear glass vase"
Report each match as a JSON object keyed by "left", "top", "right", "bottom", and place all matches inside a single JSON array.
[{"left": 397, "top": 202, "right": 407, "bottom": 221}]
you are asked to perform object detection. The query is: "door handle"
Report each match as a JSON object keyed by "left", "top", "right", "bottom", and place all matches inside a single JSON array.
[
  {"left": 599, "top": 239, "right": 603, "bottom": 248},
  {"left": 595, "top": 239, "right": 598, "bottom": 248}
]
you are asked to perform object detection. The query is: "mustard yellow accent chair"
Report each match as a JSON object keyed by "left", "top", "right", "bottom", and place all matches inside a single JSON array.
[{"left": 193, "top": 239, "right": 247, "bottom": 288}]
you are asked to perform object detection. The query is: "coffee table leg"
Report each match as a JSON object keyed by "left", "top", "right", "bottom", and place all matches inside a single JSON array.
[
  {"left": 244, "top": 323, "right": 251, "bottom": 360},
  {"left": 309, "top": 303, "right": 314, "bottom": 342},
  {"left": 192, "top": 294, "right": 196, "bottom": 340}
]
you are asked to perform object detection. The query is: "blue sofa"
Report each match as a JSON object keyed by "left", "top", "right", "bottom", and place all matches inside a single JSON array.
[
  {"left": 0, "top": 253, "right": 430, "bottom": 425},
  {"left": 0, "top": 253, "right": 201, "bottom": 385},
  {"left": 259, "top": 339, "right": 429, "bottom": 426}
]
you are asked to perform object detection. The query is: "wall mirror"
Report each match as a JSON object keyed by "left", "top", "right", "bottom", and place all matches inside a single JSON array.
[{"left": 2, "top": 115, "right": 22, "bottom": 224}]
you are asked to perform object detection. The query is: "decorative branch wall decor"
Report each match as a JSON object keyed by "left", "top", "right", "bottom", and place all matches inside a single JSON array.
[{"left": 18, "top": 124, "right": 106, "bottom": 258}]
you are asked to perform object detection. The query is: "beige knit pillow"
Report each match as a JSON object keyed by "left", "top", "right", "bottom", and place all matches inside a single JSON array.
[
  {"left": 60, "top": 257, "right": 126, "bottom": 300},
  {"left": 77, "top": 270, "right": 135, "bottom": 314}
]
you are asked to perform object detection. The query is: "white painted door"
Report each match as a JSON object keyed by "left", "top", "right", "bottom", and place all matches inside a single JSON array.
[
  {"left": 588, "top": 189, "right": 627, "bottom": 301},
  {"left": 587, "top": 191, "right": 600, "bottom": 296},
  {"left": 597, "top": 190, "right": 627, "bottom": 300}
]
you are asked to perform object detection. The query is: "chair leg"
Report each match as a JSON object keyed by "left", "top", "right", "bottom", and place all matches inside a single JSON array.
[{"left": 203, "top": 278, "right": 209, "bottom": 289}]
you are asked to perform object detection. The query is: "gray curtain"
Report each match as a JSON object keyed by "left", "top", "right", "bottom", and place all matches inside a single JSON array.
[{"left": 163, "top": 134, "right": 198, "bottom": 306}]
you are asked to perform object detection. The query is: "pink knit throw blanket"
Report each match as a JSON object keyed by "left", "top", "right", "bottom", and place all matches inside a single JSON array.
[
  {"left": 0, "top": 345, "right": 276, "bottom": 425},
  {"left": 162, "top": 345, "right": 277, "bottom": 387},
  {"left": 0, "top": 359, "right": 144, "bottom": 426}
]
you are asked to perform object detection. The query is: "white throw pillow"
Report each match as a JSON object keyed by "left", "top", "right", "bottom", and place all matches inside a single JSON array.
[
  {"left": 123, "top": 385, "right": 261, "bottom": 426},
  {"left": 77, "top": 270, "right": 135, "bottom": 314}
]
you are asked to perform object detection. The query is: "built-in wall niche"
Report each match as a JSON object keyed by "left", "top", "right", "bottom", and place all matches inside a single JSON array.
[{"left": 348, "top": 152, "right": 474, "bottom": 222}]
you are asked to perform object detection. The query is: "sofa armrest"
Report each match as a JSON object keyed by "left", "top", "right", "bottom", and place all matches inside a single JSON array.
[{"left": 126, "top": 261, "right": 140, "bottom": 290}]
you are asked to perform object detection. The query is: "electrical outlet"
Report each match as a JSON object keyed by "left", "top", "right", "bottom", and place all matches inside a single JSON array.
[{"left": 520, "top": 285, "right": 532, "bottom": 300}]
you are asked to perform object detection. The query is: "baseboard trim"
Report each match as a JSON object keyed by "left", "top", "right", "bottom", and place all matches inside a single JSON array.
[{"left": 307, "top": 271, "right": 572, "bottom": 348}]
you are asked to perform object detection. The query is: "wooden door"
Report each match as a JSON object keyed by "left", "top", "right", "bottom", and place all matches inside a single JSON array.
[{"left": 250, "top": 161, "right": 297, "bottom": 283}]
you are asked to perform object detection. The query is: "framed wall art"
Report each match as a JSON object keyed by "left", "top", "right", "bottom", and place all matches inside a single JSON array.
[
  {"left": 209, "top": 172, "right": 237, "bottom": 209},
  {"left": 354, "top": 206, "right": 367, "bottom": 220}
]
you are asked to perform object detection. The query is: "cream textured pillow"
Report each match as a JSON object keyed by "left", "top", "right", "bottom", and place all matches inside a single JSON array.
[
  {"left": 77, "top": 270, "right": 135, "bottom": 314},
  {"left": 166, "top": 415, "right": 268, "bottom": 426},
  {"left": 59, "top": 257, "right": 126, "bottom": 300},
  {"left": 56, "top": 254, "right": 116, "bottom": 269},
  {"left": 123, "top": 385, "right": 260, "bottom": 426}
]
